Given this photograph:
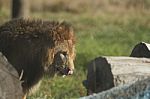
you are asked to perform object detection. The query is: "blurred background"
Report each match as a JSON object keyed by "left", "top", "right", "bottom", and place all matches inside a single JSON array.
[{"left": 0, "top": 0, "right": 150, "bottom": 98}]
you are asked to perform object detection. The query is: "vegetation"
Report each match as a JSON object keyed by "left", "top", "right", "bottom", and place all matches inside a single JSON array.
[{"left": 0, "top": 0, "right": 150, "bottom": 98}]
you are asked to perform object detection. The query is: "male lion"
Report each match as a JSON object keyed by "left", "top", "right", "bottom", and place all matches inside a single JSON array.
[{"left": 0, "top": 19, "right": 76, "bottom": 99}]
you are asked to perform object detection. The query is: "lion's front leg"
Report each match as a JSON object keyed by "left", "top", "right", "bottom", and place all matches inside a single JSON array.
[{"left": 22, "top": 94, "right": 27, "bottom": 99}]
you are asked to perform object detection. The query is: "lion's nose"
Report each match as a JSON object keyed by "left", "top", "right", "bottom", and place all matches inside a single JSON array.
[
  {"left": 68, "top": 69, "right": 74, "bottom": 75},
  {"left": 66, "top": 68, "right": 74, "bottom": 75}
]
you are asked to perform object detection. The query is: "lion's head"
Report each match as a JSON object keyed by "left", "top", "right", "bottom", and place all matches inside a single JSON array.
[
  {"left": 0, "top": 19, "right": 76, "bottom": 76},
  {"left": 43, "top": 21, "right": 76, "bottom": 76}
]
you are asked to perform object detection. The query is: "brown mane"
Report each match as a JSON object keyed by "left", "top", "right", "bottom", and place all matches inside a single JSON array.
[{"left": 0, "top": 18, "right": 75, "bottom": 45}]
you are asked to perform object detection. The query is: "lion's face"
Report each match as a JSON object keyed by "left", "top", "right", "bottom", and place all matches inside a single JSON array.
[
  {"left": 44, "top": 21, "right": 75, "bottom": 76},
  {"left": 52, "top": 40, "right": 75, "bottom": 75}
]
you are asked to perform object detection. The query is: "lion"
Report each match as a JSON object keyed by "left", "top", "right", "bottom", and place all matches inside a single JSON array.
[{"left": 0, "top": 18, "right": 76, "bottom": 99}]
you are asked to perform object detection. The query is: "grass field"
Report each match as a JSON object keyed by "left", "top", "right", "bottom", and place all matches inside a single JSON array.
[{"left": 0, "top": 1, "right": 150, "bottom": 99}]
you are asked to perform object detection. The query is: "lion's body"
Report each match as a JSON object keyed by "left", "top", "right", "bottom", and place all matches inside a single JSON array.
[{"left": 0, "top": 19, "right": 75, "bottom": 95}]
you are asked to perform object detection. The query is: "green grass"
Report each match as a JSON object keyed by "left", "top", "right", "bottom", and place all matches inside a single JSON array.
[
  {"left": 28, "top": 71, "right": 86, "bottom": 99},
  {"left": 1, "top": 5, "right": 150, "bottom": 99},
  {"left": 29, "top": 11, "right": 150, "bottom": 98}
]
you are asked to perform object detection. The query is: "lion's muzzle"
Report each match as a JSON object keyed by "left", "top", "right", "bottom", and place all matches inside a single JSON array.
[{"left": 53, "top": 52, "right": 74, "bottom": 76}]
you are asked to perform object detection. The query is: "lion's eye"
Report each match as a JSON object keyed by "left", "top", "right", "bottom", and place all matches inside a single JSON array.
[{"left": 62, "top": 52, "right": 67, "bottom": 56}]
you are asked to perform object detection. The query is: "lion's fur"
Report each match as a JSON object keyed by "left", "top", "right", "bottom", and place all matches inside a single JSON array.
[{"left": 0, "top": 18, "right": 76, "bottom": 94}]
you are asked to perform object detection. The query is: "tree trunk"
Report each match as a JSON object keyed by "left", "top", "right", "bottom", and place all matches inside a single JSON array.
[
  {"left": 12, "top": 0, "right": 30, "bottom": 18},
  {"left": 80, "top": 77, "right": 150, "bottom": 99},
  {"left": 130, "top": 42, "right": 150, "bottom": 58},
  {"left": 0, "top": 52, "right": 23, "bottom": 99},
  {"left": 83, "top": 56, "right": 150, "bottom": 95}
]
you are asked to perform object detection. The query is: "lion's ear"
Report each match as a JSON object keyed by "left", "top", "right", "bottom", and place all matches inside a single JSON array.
[
  {"left": 58, "top": 26, "right": 63, "bottom": 30},
  {"left": 57, "top": 26, "right": 63, "bottom": 32}
]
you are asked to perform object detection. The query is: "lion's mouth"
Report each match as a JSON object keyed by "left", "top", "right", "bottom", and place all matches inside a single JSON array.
[
  {"left": 55, "top": 66, "right": 73, "bottom": 76},
  {"left": 52, "top": 51, "right": 74, "bottom": 76},
  {"left": 64, "top": 67, "right": 74, "bottom": 75}
]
